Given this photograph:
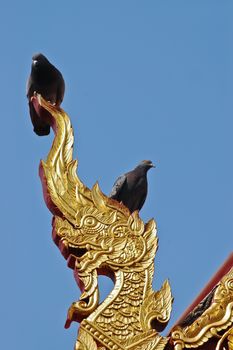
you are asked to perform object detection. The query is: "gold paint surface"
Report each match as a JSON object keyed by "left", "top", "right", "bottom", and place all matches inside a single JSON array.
[
  {"left": 36, "top": 95, "right": 173, "bottom": 350},
  {"left": 35, "top": 94, "right": 233, "bottom": 350}
]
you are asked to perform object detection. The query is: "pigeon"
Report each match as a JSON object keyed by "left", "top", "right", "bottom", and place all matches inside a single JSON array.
[
  {"left": 26, "top": 53, "right": 65, "bottom": 136},
  {"left": 109, "top": 160, "right": 155, "bottom": 213}
]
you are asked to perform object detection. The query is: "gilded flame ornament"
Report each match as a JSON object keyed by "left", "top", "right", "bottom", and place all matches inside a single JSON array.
[{"left": 31, "top": 94, "right": 233, "bottom": 350}]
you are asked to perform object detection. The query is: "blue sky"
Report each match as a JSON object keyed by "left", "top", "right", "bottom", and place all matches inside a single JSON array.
[{"left": 0, "top": 1, "right": 232, "bottom": 349}]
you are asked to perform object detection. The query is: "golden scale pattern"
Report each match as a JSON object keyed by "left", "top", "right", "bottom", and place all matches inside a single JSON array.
[{"left": 35, "top": 95, "right": 233, "bottom": 350}]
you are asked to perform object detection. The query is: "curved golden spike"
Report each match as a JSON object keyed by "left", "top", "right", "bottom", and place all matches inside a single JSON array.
[{"left": 33, "top": 94, "right": 141, "bottom": 227}]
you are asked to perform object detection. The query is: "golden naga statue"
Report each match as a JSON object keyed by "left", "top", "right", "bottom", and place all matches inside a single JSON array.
[{"left": 31, "top": 94, "right": 233, "bottom": 350}]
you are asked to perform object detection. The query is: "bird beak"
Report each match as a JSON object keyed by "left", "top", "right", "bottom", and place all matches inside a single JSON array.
[
  {"left": 33, "top": 59, "right": 38, "bottom": 66},
  {"left": 151, "top": 163, "right": 155, "bottom": 168}
]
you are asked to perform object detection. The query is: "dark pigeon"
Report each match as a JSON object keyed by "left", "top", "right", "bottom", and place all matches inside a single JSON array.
[
  {"left": 109, "top": 160, "right": 155, "bottom": 213},
  {"left": 26, "top": 53, "right": 65, "bottom": 136}
]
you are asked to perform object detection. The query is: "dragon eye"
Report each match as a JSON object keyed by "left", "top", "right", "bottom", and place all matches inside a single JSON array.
[{"left": 84, "top": 216, "right": 96, "bottom": 227}]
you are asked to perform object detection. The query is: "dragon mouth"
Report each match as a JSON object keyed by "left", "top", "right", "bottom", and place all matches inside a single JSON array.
[{"left": 66, "top": 247, "right": 88, "bottom": 269}]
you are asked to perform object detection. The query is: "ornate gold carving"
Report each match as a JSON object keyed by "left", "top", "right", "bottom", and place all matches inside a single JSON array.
[
  {"left": 75, "top": 327, "right": 98, "bottom": 350},
  {"left": 215, "top": 326, "right": 233, "bottom": 350},
  {"left": 171, "top": 268, "right": 233, "bottom": 349},
  {"left": 34, "top": 94, "right": 173, "bottom": 350},
  {"left": 228, "top": 328, "right": 233, "bottom": 350}
]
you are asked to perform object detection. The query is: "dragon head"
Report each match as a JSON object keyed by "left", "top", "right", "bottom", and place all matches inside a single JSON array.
[{"left": 52, "top": 182, "right": 158, "bottom": 326}]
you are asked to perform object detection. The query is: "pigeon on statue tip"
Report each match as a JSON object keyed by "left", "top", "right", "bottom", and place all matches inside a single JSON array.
[
  {"left": 26, "top": 53, "right": 65, "bottom": 136},
  {"left": 109, "top": 160, "right": 155, "bottom": 213}
]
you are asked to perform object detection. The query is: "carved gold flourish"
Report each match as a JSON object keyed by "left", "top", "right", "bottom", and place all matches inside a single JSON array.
[
  {"left": 75, "top": 327, "right": 98, "bottom": 350},
  {"left": 35, "top": 95, "right": 173, "bottom": 350},
  {"left": 216, "top": 326, "right": 233, "bottom": 350},
  {"left": 171, "top": 268, "right": 233, "bottom": 349}
]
